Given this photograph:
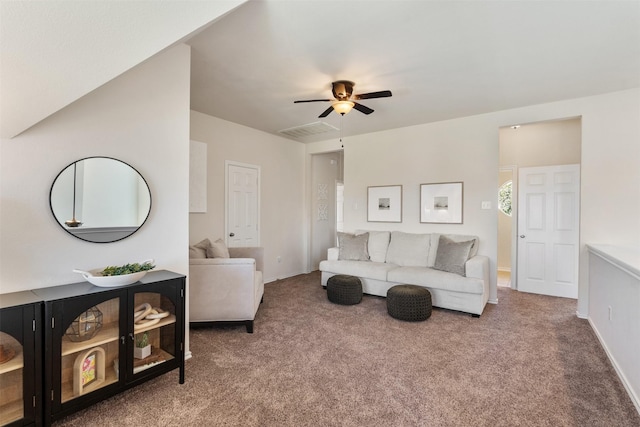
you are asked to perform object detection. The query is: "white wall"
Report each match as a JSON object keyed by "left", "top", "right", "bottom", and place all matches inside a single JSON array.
[
  {"left": 306, "top": 88, "right": 640, "bottom": 317},
  {"left": 189, "top": 111, "right": 307, "bottom": 283},
  {"left": 0, "top": 44, "right": 191, "bottom": 293},
  {"left": 500, "top": 117, "right": 582, "bottom": 168}
]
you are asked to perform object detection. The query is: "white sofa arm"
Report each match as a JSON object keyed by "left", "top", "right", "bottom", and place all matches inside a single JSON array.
[
  {"left": 327, "top": 247, "right": 339, "bottom": 261},
  {"left": 465, "top": 255, "right": 489, "bottom": 281},
  {"left": 229, "top": 247, "right": 264, "bottom": 273}
]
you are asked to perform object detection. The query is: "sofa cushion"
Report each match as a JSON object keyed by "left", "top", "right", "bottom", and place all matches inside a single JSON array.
[
  {"left": 433, "top": 236, "right": 474, "bottom": 276},
  {"left": 189, "top": 238, "right": 212, "bottom": 259},
  {"left": 207, "top": 238, "right": 230, "bottom": 258},
  {"left": 387, "top": 266, "right": 484, "bottom": 294},
  {"left": 338, "top": 232, "right": 370, "bottom": 261},
  {"left": 319, "top": 260, "right": 397, "bottom": 281},
  {"left": 385, "top": 231, "right": 431, "bottom": 267},
  {"left": 355, "top": 230, "right": 390, "bottom": 263}
]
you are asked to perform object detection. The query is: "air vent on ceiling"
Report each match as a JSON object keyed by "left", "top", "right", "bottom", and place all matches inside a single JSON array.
[{"left": 278, "top": 121, "right": 338, "bottom": 139}]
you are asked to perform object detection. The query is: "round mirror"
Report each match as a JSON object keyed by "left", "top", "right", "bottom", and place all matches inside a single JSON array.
[{"left": 50, "top": 157, "right": 152, "bottom": 243}]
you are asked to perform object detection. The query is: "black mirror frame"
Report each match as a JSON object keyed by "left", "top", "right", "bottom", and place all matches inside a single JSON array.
[{"left": 49, "top": 156, "right": 152, "bottom": 243}]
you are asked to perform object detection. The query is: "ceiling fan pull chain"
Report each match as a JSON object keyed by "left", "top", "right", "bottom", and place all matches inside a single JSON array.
[{"left": 340, "top": 114, "right": 344, "bottom": 148}]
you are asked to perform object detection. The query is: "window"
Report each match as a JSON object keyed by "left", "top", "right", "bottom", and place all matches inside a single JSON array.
[{"left": 498, "top": 180, "right": 512, "bottom": 216}]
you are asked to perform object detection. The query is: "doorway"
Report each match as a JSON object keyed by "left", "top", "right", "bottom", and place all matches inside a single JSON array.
[
  {"left": 497, "top": 168, "right": 515, "bottom": 288},
  {"left": 309, "top": 151, "right": 343, "bottom": 270},
  {"left": 498, "top": 117, "right": 582, "bottom": 297}
]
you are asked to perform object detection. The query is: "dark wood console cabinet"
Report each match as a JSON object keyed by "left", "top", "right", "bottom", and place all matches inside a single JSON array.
[
  {"left": 24, "top": 270, "right": 185, "bottom": 426},
  {"left": 0, "top": 291, "right": 42, "bottom": 427}
]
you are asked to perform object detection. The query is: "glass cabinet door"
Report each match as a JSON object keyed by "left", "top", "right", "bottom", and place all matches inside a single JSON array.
[
  {"left": 0, "top": 295, "right": 39, "bottom": 427},
  {"left": 0, "top": 330, "right": 24, "bottom": 426},
  {"left": 59, "top": 296, "right": 121, "bottom": 403},
  {"left": 130, "top": 292, "right": 177, "bottom": 376}
]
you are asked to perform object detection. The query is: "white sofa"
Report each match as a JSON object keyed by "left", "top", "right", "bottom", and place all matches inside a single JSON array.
[
  {"left": 319, "top": 231, "right": 490, "bottom": 316},
  {"left": 189, "top": 245, "right": 264, "bottom": 333}
]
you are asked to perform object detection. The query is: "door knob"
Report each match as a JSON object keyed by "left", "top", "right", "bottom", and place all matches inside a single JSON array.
[
  {"left": 520, "top": 235, "right": 526, "bottom": 238},
  {"left": 229, "top": 233, "right": 235, "bottom": 237}
]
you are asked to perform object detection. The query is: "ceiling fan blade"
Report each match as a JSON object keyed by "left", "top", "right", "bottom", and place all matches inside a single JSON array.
[
  {"left": 353, "top": 102, "right": 374, "bottom": 115},
  {"left": 294, "top": 99, "right": 332, "bottom": 103},
  {"left": 353, "top": 90, "right": 392, "bottom": 100},
  {"left": 318, "top": 106, "right": 334, "bottom": 118}
]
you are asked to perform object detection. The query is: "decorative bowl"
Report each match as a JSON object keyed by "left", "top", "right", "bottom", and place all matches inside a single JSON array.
[{"left": 73, "top": 260, "right": 154, "bottom": 287}]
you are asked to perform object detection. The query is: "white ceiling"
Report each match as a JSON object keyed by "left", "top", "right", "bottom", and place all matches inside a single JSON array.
[
  {"left": 187, "top": 0, "right": 640, "bottom": 143},
  {"left": 2, "top": 1, "right": 638, "bottom": 143},
  {"left": 0, "top": 0, "right": 245, "bottom": 139}
]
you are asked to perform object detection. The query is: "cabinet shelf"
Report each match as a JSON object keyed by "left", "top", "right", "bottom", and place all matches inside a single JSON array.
[
  {"left": 0, "top": 347, "right": 23, "bottom": 374},
  {"left": 61, "top": 365, "right": 118, "bottom": 403},
  {"left": 132, "top": 347, "right": 174, "bottom": 374},
  {"left": 61, "top": 322, "right": 119, "bottom": 356},
  {"left": 0, "top": 399, "right": 23, "bottom": 426}
]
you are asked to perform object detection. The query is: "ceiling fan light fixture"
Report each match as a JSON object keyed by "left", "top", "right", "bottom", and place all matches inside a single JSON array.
[{"left": 332, "top": 100, "right": 355, "bottom": 115}]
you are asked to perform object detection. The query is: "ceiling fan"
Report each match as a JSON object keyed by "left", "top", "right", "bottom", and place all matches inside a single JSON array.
[{"left": 294, "top": 80, "right": 392, "bottom": 118}]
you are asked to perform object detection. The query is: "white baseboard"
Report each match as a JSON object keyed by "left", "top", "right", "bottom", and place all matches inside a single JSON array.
[
  {"left": 488, "top": 298, "right": 498, "bottom": 304},
  {"left": 264, "top": 269, "right": 308, "bottom": 284},
  {"left": 184, "top": 351, "right": 193, "bottom": 361},
  {"left": 588, "top": 318, "right": 640, "bottom": 415}
]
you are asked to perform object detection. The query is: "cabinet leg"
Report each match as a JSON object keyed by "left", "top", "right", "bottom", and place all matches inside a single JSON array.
[{"left": 245, "top": 320, "right": 254, "bottom": 333}]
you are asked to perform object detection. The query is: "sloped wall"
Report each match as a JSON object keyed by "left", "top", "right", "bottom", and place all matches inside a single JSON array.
[{"left": 0, "top": 44, "right": 191, "bottom": 293}]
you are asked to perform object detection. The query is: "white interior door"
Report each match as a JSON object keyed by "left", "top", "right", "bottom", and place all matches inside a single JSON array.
[
  {"left": 517, "top": 164, "right": 580, "bottom": 298},
  {"left": 226, "top": 161, "right": 260, "bottom": 247}
]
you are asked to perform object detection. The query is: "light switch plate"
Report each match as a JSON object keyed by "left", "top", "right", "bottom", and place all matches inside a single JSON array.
[{"left": 481, "top": 201, "right": 492, "bottom": 210}]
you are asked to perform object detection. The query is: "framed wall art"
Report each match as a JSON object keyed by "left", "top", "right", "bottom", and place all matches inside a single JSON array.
[
  {"left": 420, "top": 182, "right": 463, "bottom": 224},
  {"left": 368, "top": 185, "right": 402, "bottom": 222}
]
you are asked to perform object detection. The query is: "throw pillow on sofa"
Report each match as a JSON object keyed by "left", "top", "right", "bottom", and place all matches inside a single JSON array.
[
  {"left": 207, "top": 238, "right": 230, "bottom": 258},
  {"left": 433, "top": 236, "right": 474, "bottom": 276},
  {"left": 337, "top": 232, "right": 370, "bottom": 261},
  {"left": 355, "top": 230, "right": 390, "bottom": 263},
  {"left": 189, "top": 238, "right": 212, "bottom": 259}
]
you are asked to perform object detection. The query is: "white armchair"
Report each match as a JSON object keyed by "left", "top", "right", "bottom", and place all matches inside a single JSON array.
[{"left": 189, "top": 247, "right": 264, "bottom": 333}]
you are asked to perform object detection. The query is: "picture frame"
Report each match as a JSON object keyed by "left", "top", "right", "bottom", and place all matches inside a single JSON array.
[
  {"left": 73, "top": 346, "right": 106, "bottom": 396},
  {"left": 420, "top": 182, "right": 463, "bottom": 224},
  {"left": 368, "top": 185, "right": 402, "bottom": 222}
]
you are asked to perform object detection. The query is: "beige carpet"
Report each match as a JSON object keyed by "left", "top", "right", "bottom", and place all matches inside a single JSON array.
[{"left": 54, "top": 271, "right": 639, "bottom": 426}]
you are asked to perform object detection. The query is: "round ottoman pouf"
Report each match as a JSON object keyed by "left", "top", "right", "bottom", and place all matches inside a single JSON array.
[
  {"left": 326, "top": 275, "right": 363, "bottom": 305},
  {"left": 387, "top": 285, "right": 432, "bottom": 321}
]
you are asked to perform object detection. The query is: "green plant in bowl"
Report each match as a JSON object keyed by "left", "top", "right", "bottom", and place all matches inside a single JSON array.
[{"left": 101, "top": 261, "right": 155, "bottom": 277}]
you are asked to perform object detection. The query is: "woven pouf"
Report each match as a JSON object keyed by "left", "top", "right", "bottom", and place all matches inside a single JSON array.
[
  {"left": 326, "top": 275, "right": 363, "bottom": 305},
  {"left": 387, "top": 285, "right": 432, "bottom": 321}
]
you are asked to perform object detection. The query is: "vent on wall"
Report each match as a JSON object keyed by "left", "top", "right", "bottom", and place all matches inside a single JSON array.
[{"left": 278, "top": 121, "right": 338, "bottom": 139}]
